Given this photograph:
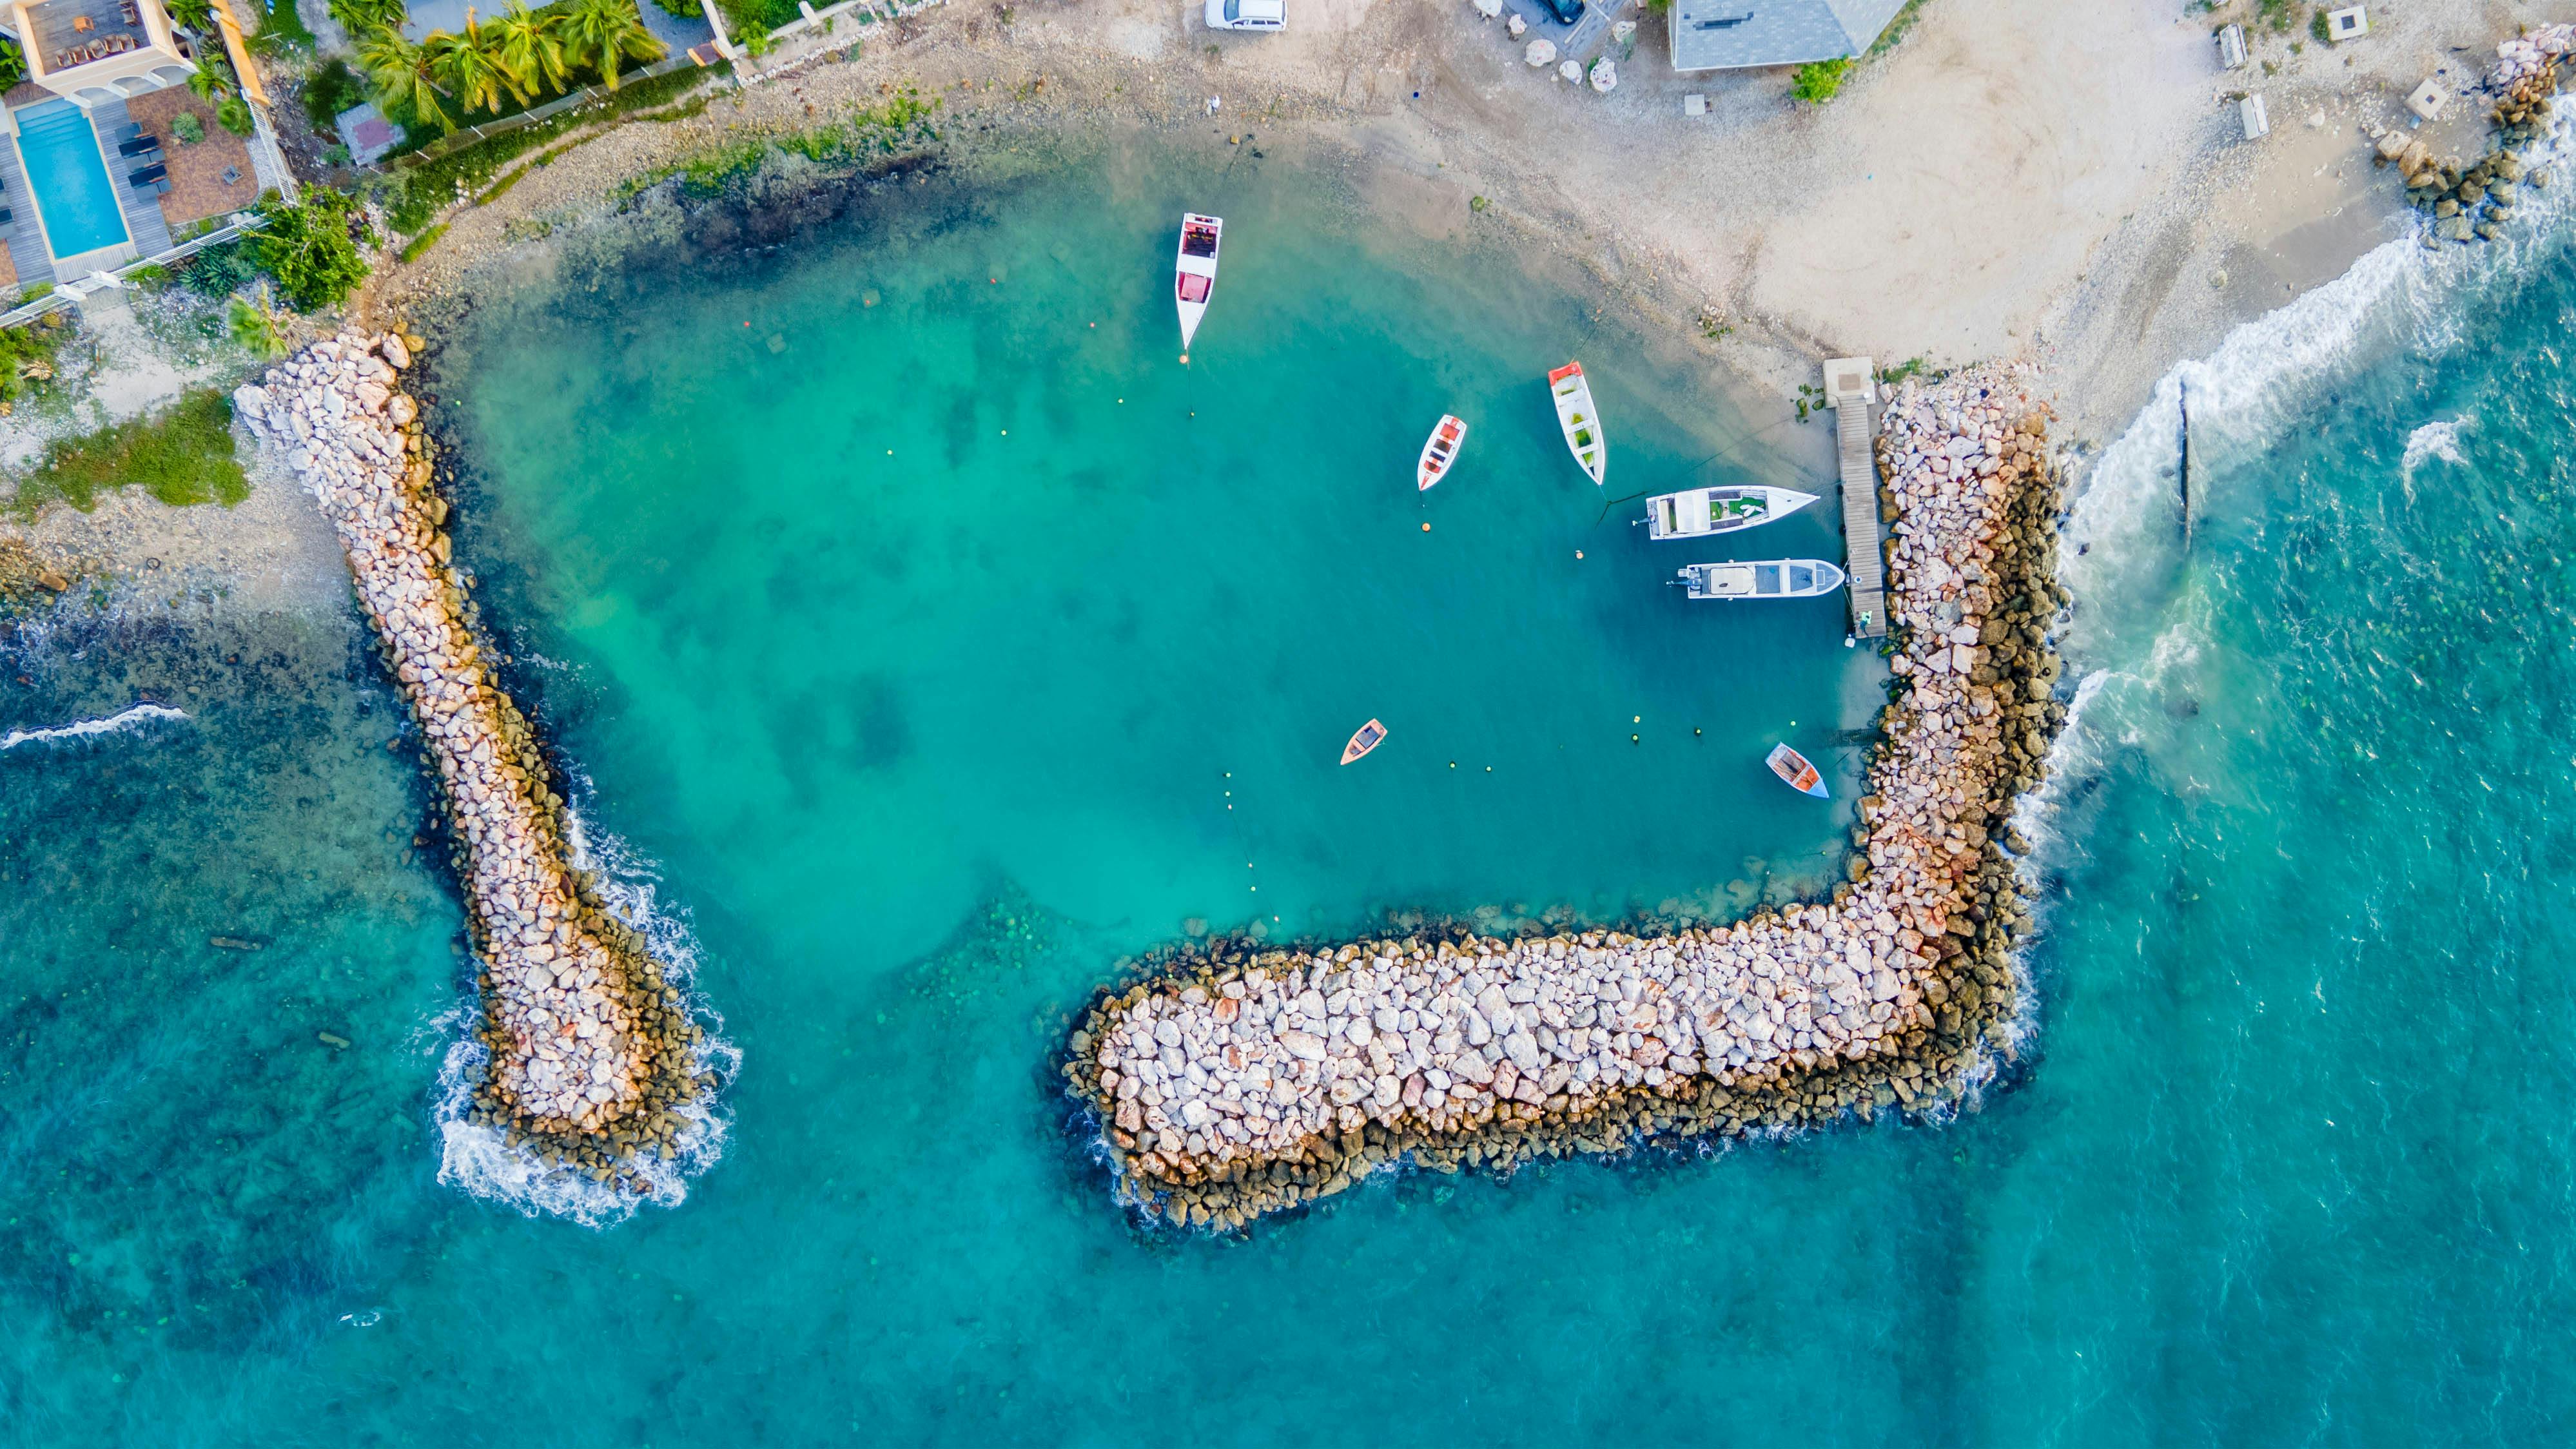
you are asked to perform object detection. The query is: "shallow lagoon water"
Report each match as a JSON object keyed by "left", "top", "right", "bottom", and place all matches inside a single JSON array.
[{"left": 6, "top": 141, "right": 2576, "bottom": 1441}]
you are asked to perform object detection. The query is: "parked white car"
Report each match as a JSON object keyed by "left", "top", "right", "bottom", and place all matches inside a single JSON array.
[{"left": 1205, "top": 0, "right": 1284, "bottom": 31}]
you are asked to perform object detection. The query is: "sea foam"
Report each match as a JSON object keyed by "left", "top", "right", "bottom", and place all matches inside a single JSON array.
[
  {"left": 0, "top": 703, "right": 190, "bottom": 752},
  {"left": 432, "top": 785, "right": 738, "bottom": 1229}
]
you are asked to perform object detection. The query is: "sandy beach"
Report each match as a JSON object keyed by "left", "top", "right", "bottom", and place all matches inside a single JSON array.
[{"left": 376, "top": 0, "right": 2567, "bottom": 444}]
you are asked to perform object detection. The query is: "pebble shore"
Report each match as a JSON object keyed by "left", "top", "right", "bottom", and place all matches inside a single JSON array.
[
  {"left": 1063, "top": 362, "right": 2070, "bottom": 1231},
  {"left": 235, "top": 332, "right": 713, "bottom": 1195}
]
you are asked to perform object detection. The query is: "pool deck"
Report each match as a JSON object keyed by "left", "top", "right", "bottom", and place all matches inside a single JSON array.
[{"left": 0, "top": 81, "right": 252, "bottom": 287}]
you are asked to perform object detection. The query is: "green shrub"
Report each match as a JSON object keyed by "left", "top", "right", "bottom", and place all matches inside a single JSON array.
[
  {"left": 0, "top": 39, "right": 26, "bottom": 90},
  {"left": 171, "top": 111, "right": 206, "bottom": 145},
  {"left": 303, "top": 56, "right": 366, "bottom": 131},
  {"left": 1790, "top": 57, "right": 1851, "bottom": 104},
  {"left": 0, "top": 320, "right": 64, "bottom": 411},
  {"left": 218, "top": 97, "right": 255, "bottom": 135},
  {"left": 248, "top": 186, "right": 373, "bottom": 310},
  {"left": 14, "top": 389, "right": 249, "bottom": 513},
  {"left": 1864, "top": 0, "right": 1929, "bottom": 59},
  {"left": 179, "top": 240, "right": 256, "bottom": 297},
  {"left": 2309, "top": 6, "right": 2331, "bottom": 43}
]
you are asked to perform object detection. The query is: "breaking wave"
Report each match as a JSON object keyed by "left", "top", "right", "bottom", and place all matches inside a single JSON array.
[
  {"left": 0, "top": 702, "right": 189, "bottom": 752},
  {"left": 431, "top": 783, "right": 737, "bottom": 1229}
]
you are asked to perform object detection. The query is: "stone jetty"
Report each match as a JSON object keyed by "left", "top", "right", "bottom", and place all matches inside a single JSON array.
[
  {"left": 235, "top": 332, "right": 712, "bottom": 1196},
  {"left": 1063, "top": 362, "right": 2069, "bottom": 1231}
]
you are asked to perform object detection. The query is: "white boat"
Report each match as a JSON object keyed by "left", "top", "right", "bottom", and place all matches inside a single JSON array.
[
  {"left": 1643, "top": 485, "right": 1819, "bottom": 540},
  {"left": 1175, "top": 212, "right": 1222, "bottom": 357},
  {"left": 1547, "top": 361, "right": 1606, "bottom": 485},
  {"left": 1416, "top": 414, "right": 1467, "bottom": 491},
  {"left": 1676, "top": 558, "right": 1847, "bottom": 601}
]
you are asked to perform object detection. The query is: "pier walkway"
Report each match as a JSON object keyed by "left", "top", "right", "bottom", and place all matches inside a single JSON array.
[{"left": 1824, "top": 357, "right": 1888, "bottom": 639}]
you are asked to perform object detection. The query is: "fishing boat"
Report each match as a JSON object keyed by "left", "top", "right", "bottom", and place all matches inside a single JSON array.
[
  {"left": 1416, "top": 414, "right": 1467, "bottom": 491},
  {"left": 1675, "top": 558, "right": 1847, "bottom": 601},
  {"left": 1340, "top": 718, "right": 1387, "bottom": 765},
  {"left": 1547, "top": 362, "right": 1606, "bottom": 485},
  {"left": 1766, "top": 743, "right": 1828, "bottom": 798},
  {"left": 1175, "top": 212, "right": 1223, "bottom": 356},
  {"left": 1642, "top": 485, "right": 1819, "bottom": 540}
]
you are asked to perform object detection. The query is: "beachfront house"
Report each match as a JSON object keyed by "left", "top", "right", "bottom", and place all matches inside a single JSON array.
[
  {"left": 11, "top": 0, "right": 197, "bottom": 104},
  {"left": 0, "top": 0, "right": 273, "bottom": 286},
  {"left": 1670, "top": 0, "right": 1909, "bottom": 73}
]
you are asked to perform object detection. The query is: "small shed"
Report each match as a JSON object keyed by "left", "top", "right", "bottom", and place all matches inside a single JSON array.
[
  {"left": 2406, "top": 79, "right": 2447, "bottom": 121},
  {"left": 2325, "top": 6, "right": 2366, "bottom": 43},
  {"left": 2239, "top": 93, "right": 2270, "bottom": 140},
  {"left": 2218, "top": 23, "right": 2246, "bottom": 70}
]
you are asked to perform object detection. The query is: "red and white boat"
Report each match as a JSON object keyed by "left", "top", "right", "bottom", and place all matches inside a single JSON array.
[
  {"left": 1340, "top": 718, "right": 1387, "bottom": 765},
  {"left": 1766, "top": 743, "right": 1828, "bottom": 799},
  {"left": 1416, "top": 414, "right": 1467, "bottom": 491},
  {"left": 1175, "top": 212, "right": 1222, "bottom": 358}
]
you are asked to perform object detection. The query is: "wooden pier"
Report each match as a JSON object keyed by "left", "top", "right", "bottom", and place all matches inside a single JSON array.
[{"left": 1824, "top": 356, "right": 1888, "bottom": 639}]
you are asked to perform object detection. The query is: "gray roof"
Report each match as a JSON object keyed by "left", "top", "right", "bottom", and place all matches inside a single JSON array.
[{"left": 1669, "top": 0, "right": 1910, "bottom": 72}]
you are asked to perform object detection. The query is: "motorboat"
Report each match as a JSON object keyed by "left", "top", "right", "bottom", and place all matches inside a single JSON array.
[
  {"left": 1175, "top": 212, "right": 1222, "bottom": 356},
  {"left": 1417, "top": 414, "right": 1467, "bottom": 491},
  {"left": 1340, "top": 719, "right": 1387, "bottom": 764},
  {"left": 1675, "top": 558, "right": 1847, "bottom": 600},
  {"left": 1547, "top": 361, "right": 1606, "bottom": 484},
  {"left": 1642, "top": 485, "right": 1819, "bottom": 540},
  {"left": 1766, "top": 743, "right": 1828, "bottom": 798}
]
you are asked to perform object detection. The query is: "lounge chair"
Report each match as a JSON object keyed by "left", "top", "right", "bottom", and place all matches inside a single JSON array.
[
  {"left": 117, "top": 135, "right": 158, "bottom": 157},
  {"left": 110, "top": 121, "right": 141, "bottom": 143},
  {"left": 127, "top": 162, "right": 166, "bottom": 187}
]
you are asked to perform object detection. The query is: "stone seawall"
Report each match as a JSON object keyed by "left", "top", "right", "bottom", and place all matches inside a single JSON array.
[
  {"left": 1062, "top": 362, "right": 2069, "bottom": 1231},
  {"left": 236, "top": 332, "right": 716, "bottom": 1200}
]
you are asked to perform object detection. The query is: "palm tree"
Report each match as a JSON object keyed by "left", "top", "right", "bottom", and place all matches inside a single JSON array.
[
  {"left": 558, "top": 0, "right": 663, "bottom": 90},
  {"left": 165, "top": 0, "right": 214, "bottom": 34},
  {"left": 358, "top": 26, "right": 453, "bottom": 133},
  {"left": 186, "top": 57, "right": 235, "bottom": 105},
  {"left": 229, "top": 292, "right": 292, "bottom": 360},
  {"left": 490, "top": 3, "right": 571, "bottom": 101},
  {"left": 425, "top": 12, "right": 511, "bottom": 115}
]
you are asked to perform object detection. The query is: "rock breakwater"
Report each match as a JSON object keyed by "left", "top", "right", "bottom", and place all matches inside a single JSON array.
[
  {"left": 237, "top": 332, "right": 719, "bottom": 1205},
  {"left": 1062, "top": 362, "right": 2069, "bottom": 1230},
  {"left": 2376, "top": 41, "right": 2562, "bottom": 248}
]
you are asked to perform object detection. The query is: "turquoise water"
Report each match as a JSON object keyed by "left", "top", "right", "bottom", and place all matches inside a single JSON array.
[
  {"left": 8, "top": 139, "right": 2576, "bottom": 1441},
  {"left": 15, "top": 100, "right": 130, "bottom": 259}
]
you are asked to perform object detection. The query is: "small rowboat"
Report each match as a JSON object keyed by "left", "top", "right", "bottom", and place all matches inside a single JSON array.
[
  {"left": 1547, "top": 361, "right": 1606, "bottom": 485},
  {"left": 1767, "top": 743, "right": 1828, "bottom": 798},
  {"left": 1675, "top": 558, "right": 1847, "bottom": 601},
  {"left": 1642, "top": 485, "right": 1819, "bottom": 540},
  {"left": 1175, "top": 212, "right": 1223, "bottom": 357},
  {"left": 1340, "top": 718, "right": 1387, "bottom": 765},
  {"left": 1417, "top": 414, "right": 1467, "bottom": 491}
]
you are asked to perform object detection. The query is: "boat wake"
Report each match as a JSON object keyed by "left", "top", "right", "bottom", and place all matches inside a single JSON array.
[
  {"left": 0, "top": 702, "right": 189, "bottom": 752},
  {"left": 432, "top": 783, "right": 738, "bottom": 1228}
]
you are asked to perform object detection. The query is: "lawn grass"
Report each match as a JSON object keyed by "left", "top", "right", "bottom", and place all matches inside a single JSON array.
[
  {"left": 13, "top": 389, "right": 248, "bottom": 514},
  {"left": 251, "top": 0, "right": 317, "bottom": 55}
]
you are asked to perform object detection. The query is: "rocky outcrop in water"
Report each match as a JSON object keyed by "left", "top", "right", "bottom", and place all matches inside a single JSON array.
[
  {"left": 2377, "top": 43, "right": 2562, "bottom": 248},
  {"left": 1062, "top": 362, "right": 2068, "bottom": 1231},
  {"left": 236, "top": 333, "right": 714, "bottom": 1198}
]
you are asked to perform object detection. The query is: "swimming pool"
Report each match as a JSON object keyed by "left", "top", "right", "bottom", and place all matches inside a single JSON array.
[{"left": 14, "top": 99, "right": 130, "bottom": 259}]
